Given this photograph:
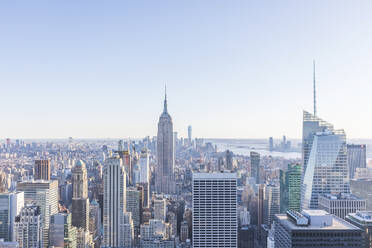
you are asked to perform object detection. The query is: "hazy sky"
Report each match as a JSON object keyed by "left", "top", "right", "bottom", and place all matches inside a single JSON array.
[{"left": 1, "top": 1, "right": 372, "bottom": 139}]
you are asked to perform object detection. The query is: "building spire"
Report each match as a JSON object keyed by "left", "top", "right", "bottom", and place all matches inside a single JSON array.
[
  {"left": 163, "top": 84, "right": 168, "bottom": 113},
  {"left": 313, "top": 60, "right": 317, "bottom": 117}
]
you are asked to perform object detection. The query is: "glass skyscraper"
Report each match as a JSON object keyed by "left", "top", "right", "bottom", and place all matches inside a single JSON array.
[
  {"left": 280, "top": 163, "right": 301, "bottom": 213},
  {"left": 301, "top": 111, "right": 349, "bottom": 210}
]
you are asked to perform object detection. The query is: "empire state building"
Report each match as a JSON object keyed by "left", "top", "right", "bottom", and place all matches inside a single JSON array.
[{"left": 156, "top": 89, "right": 174, "bottom": 194}]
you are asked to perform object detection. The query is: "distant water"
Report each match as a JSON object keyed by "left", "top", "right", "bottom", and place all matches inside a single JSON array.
[{"left": 206, "top": 138, "right": 372, "bottom": 161}]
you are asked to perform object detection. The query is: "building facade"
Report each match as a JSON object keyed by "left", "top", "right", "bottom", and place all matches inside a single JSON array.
[
  {"left": 0, "top": 192, "right": 24, "bottom": 242},
  {"left": 14, "top": 205, "right": 42, "bottom": 248},
  {"left": 34, "top": 159, "right": 51, "bottom": 180},
  {"left": 346, "top": 211, "right": 372, "bottom": 248},
  {"left": 318, "top": 193, "right": 366, "bottom": 219},
  {"left": 348, "top": 144, "right": 367, "bottom": 179},
  {"left": 192, "top": 172, "right": 237, "bottom": 248},
  {"left": 280, "top": 164, "right": 301, "bottom": 213},
  {"left": 250, "top": 152, "right": 260, "bottom": 184}
]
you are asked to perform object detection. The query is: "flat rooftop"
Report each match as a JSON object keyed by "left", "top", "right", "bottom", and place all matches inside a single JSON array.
[
  {"left": 276, "top": 214, "right": 360, "bottom": 231},
  {"left": 193, "top": 172, "right": 237, "bottom": 179},
  {"left": 320, "top": 193, "right": 363, "bottom": 201}
]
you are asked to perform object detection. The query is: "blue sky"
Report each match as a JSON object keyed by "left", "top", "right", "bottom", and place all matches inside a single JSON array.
[{"left": 0, "top": 1, "right": 371, "bottom": 139}]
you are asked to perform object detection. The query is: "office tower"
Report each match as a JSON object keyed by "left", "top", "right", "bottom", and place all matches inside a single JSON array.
[
  {"left": 154, "top": 198, "right": 166, "bottom": 222},
  {"left": 34, "top": 160, "right": 51, "bottom": 180},
  {"left": 318, "top": 193, "right": 366, "bottom": 219},
  {"left": 274, "top": 210, "right": 364, "bottom": 247},
  {"left": 14, "top": 205, "right": 42, "bottom": 248},
  {"left": 348, "top": 144, "right": 367, "bottom": 179},
  {"left": 89, "top": 200, "right": 101, "bottom": 242},
  {"left": 188, "top": 125, "right": 192, "bottom": 144},
  {"left": 180, "top": 221, "right": 189, "bottom": 242},
  {"left": 351, "top": 179, "right": 372, "bottom": 210},
  {"left": 17, "top": 180, "right": 58, "bottom": 248},
  {"left": 257, "top": 184, "right": 264, "bottom": 231},
  {"left": 0, "top": 192, "right": 24, "bottom": 242},
  {"left": 123, "top": 212, "right": 134, "bottom": 248},
  {"left": 49, "top": 213, "right": 77, "bottom": 248},
  {"left": 192, "top": 172, "right": 237, "bottom": 248},
  {"left": 226, "top": 150, "right": 233, "bottom": 171},
  {"left": 279, "top": 164, "right": 301, "bottom": 213},
  {"left": 168, "top": 211, "right": 177, "bottom": 237},
  {"left": 250, "top": 152, "right": 260, "bottom": 184},
  {"left": 156, "top": 89, "right": 175, "bottom": 195},
  {"left": 71, "top": 160, "right": 90, "bottom": 231},
  {"left": 269, "top": 137, "right": 274, "bottom": 152},
  {"left": 139, "top": 147, "right": 150, "bottom": 184},
  {"left": 238, "top": 225, "right": 254, "bottom": 248},
  {"left": 346, "top": 211, "right": 372, "bottom": 248},
  {"left": 126, "top": 187, "right": 142, "bottom": 243},
  {"left": 102, "top": 156, "right": 127, "bottom": 248},
  {"left": 137, "top": 182, "right": 149, "bottom": 208},
  {"left": 264, "top": 184, "right": 280, "bottom": 227},
  {"left": 301, "top": 111, "right": 349, "bottom": 210}
]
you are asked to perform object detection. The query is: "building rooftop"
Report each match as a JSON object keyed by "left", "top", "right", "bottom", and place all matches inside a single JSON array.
[
  {"left": 276, "top": 210, "right": 360, "bottom": 231},
  {"left": 193, "top": 172, "right": 237, "bottom": 179},
  {"left": 320, "top": 193, "right": 363, "bottom": 201},
  {"left": 347, "top": 211, "right": 372, "bottom": 224}
]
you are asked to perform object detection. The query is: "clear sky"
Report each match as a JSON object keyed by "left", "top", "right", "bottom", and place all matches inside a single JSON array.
[{"left": 1, "top": 1, "right": 371, "bottom": 139}]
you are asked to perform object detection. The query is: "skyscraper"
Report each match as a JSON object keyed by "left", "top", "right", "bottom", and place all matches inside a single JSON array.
[
  {"left": 280, "top": 164, "right": 302, "bottom": 213},
  {"left": 226, "top": 150, "right": 233, "bottom": 171},
  {"left": 156, "top": 89, "right": 175, "bottom": 195},
  {"left": 102, "top": 156, "right": 127, "bottom": 248},
  {"left": 301, "top": 111, "right": 349, "bottom": 210},
  {"left": 14, "top": 205, "right": 43, "bottom": 248},
  {"left": 71, "top": 160, "right": 89, "bottom": 231},
  {"left": 126, "top": 187, "right": 142, "bottom": 244},
  {"left": 49, "top": 212, "right": 77, "bottom": 248},
  {"left": 250, "top": 152, "right": 260, "bottom": 184},
  {"left": 264, "top": 184, "right": 280, "bottom": 227},
  {"left": 0, "top": 192, "right": 24, "bottom": 242},
  {"left": 17, "top": 180, "right": 58, "bottom": 248},
  {"left": 139, "top": 147, "right": 150, "bottom": 184},
  {"left": 34, "top": 159, "right": 51, "bottom": 180},
  {"left": 188, "top": 125, "right": 192, "bottom": 144},
  {"left": 347, "top": 144, "right": 367, "bottom": 179},
  {"left": 192, "top": 172, "right": 237, "bottom": 248}
]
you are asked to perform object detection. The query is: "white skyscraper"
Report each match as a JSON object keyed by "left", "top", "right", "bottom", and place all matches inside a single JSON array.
[
  {"left": 192, "top": 172, "right": 238, "bottom": 248},
  {"left": 139, "top": 147, "right": 149, "bottom": 184},
  {"left": 102, "top": 156, "right": 127, "bottom": 248},
  {"left": 14, "top": 205, "right": 43, "bottom": 248},
  {"left": 154, "top": 198, "right": 166, "bottom": 222},
  {"left": 264, "top": 184, "right": 280, "bottom": 227}
]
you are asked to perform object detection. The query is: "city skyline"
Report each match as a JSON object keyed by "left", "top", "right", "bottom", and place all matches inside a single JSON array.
[{"left": 1, "top": 1, "right": 372, "bottom": 139}]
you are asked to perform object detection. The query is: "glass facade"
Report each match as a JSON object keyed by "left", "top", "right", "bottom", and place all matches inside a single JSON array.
[{"left": 301, "top": 111, "right": 349, "bottom": 209}]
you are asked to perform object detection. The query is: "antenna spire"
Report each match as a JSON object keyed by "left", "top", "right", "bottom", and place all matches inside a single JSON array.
[
  {"left": 313, "top": 60, "right": 317, "bottom": 116},
  {"left": 163, "top": 84, "right": 168, "bottom": 113}
]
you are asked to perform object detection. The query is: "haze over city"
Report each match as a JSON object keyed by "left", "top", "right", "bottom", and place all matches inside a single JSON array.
[{"left": 1, "top": 1, "right": 372, "bottom": 139}]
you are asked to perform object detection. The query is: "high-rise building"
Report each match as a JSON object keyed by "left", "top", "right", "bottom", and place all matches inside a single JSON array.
[
  {"left": 274, "top": 210, "right": 364, "bottom": 247},
  {"left": 351, "top": 179, "right": 372, "bottom": 211},
  {"left": 188, "top": 125, "right": 192, "bottom": 144},
  {"left": 226, "top": 150, "right": 233, "bottom": 171},
  {"left": 301, "top": 111, "right": 349, "bottom": 210},
  {"left": 156, "top": 89, "right": 175, "bottom": 195},
  {"left": 180, "top": 221, "right": 188, "bottom": 242},
  {"left": 279, "top": 164, "right": 301, "bottom": 213},
  {"left": 102, "top": 156, "right": 127, "bottom": 248},
  {"left": 126, "top": 187, "right": 142, "bottom": 244},
  {"left": 154, "top": 198, "right": 166, "bottom": 222},
  {"left": 250, "top": 152, "right": 260, "bottom": 184},
  {"left": 34, "top": 160, "right": 51, "bottom": 180},
  {"left": 89, "top": 200, "right": 101, "bottom": 242},
  {"left": 269, "top": 137, "right": 274, "bottom": 152},
  {"left": 137, "top": 182, "right": 149, "bottom": 208},
  {"left": 123, "top": 212, "right": 134, "bottom": 248},
  {"left": 257, "top": 184, "right": 264, "bottom": 231},
  {"left": 347, "top": 144, "right": 367, "bottom": 179},
  {"left": 0, "top": 192, "right": 24, "bottom": 242},
  {"left": 318, "top": 193, "right": 366, "bottom": 219},
  {"left": 192, "top": 172, "right": 237, "bottom": 248},
  {"left": 71, "top": 160, "right": 89, "bottom": 231},
  {"left": 345, "top": 211, "right": 372, "bottom": 248},
  {"left": 14, "top": 205, "right": 43, "bottom": 248},
  {"left": 17, "top": 180, "right": 58, "bottom": 248},
  {"left": 264, "top": 184, "right": 280, "bottom": 227},
  {"left": 49, "top": 212, "right": 77, "bottom": 248},
  {"left": 139, "top": 148, "right": 150, "bottom": 184},
  {"left": 140, "top": 219, "right": 173, "bottom": 247}
]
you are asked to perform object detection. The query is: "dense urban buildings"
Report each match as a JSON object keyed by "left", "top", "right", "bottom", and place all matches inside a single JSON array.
[
  {"left": 14, "top": 205, "right": 43, "bottom": 248},
  {"left": 318, "top": 193, "right": 366, "bottom": 219},
  {"left": 192, "top": 172, "right": 238, "bottom": 248}
]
